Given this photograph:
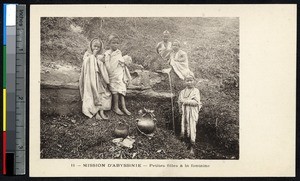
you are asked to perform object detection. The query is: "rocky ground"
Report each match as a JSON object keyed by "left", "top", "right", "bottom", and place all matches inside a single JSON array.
[
  {"left": 41, "top": 90, "right": 236, "bottom": 159},
  {"left": 40, "top": 64, "right": 237, "bottom": 159}
]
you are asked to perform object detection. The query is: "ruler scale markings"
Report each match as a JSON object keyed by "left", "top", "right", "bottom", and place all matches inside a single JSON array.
[
  {"left": 6, "top": 7, "right": 17, "bottom": 175},
  {"left": 15, "top": 5, "right": 26, "bottom": 175}
]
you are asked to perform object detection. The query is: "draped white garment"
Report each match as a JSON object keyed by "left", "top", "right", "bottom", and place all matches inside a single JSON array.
[
  {"left": 104, "top": 49, "right": 132, "bottom": 96},
  {"left": 169, "top": 50, "right": 191, "bottom": 80},
  {"left": 178, "top": 87, "right": 202, "bottom": 143},
  {"left": 79, "top": 51, "right": 111, "bottom": 118},
  {"left": 156, "top": 41, "right": 172, "bottom": 60}
]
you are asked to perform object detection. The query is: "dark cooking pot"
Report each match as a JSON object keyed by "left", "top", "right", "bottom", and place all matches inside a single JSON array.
[
  {"left": 136, "top": 112, "right": 156, "bottom": 134},
  {"left": 114, "top": 122, "right": 129, "bottom": 138}
]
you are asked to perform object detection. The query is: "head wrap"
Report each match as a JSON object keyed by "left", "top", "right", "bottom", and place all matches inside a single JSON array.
[
  {"left": 163, "top": 30, "right": 170, "bottom": 35},
  {"left": 89, "top": 37, "right": 104, "bottom": 54},
  {"left": 173, "top": 39, "right": 181, "bottom": 47},
  {"left": 108, "top": 33, "right": 120, "bottom": 43}
]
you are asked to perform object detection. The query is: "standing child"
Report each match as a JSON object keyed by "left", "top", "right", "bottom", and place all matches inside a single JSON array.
[
  {"left": 178, "top": 72, "right": 202, "bottom": 155},
  {"left": 104, "top": 34, "right": 132, "bottom": 116},
  {"left": 79, "top": 38, "right": 112, "bottom": 120}
]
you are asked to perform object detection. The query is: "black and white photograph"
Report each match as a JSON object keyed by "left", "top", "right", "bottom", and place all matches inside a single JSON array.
[
  {"left": 30, "top": 5, "right": 296, "bottom": 177},
  {"left": 40, "top": 16, "right": 239, "bottom": 160}
]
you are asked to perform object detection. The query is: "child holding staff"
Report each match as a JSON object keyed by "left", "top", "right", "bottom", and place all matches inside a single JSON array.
[
  {"left": 104, "top": 34, "right": 132, "bottom": 116},
  {"left": 178, "top": 72, "right": 202, "bottom": 154}
]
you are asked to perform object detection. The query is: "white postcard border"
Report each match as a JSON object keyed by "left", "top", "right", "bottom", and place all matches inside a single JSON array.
[{"left": 30, "top": 4, "right": 296, "bottom": 177}]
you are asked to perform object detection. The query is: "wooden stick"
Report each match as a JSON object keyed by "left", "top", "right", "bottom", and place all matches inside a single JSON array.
[{"left": 167, "top": 72, "right": 175, "bottom": 134}]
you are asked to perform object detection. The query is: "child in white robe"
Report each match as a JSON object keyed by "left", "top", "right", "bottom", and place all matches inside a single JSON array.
[
  {"left": 167, "top": 40, "right": 191, "bottom": 94},
  {"left": 79, "top": 38, "right": 111, "bottom": 120},
  {"left": 178, "top": 72, "right": 202, "bottom": 154},
  {"left": 169, "top": 40, "right": 190, "bottom": 80},
  {"left": 104, "top": 34, "right": 132, "bottom": 116}
]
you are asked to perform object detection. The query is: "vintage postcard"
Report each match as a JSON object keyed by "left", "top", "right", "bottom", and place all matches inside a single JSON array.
[{"left": 30, "top": 5, "right": 296, "bottom": 177}]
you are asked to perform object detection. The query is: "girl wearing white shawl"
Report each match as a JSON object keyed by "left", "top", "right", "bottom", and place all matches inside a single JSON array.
[
  {"left": 178, "top": 72, "right": 202, "bottom": 155},
  {"left": 165, "top": 39, "right": 192, "bottom": 93},
  {"left": 169, "top": 40, "right": 191, "bottom": 80},
  {"left": 79, "top": 38, "right": 111, "bottom": 120}
]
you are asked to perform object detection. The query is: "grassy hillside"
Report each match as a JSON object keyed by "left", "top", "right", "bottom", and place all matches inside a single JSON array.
[{"left": 41, "top": 17, "right": 239, "bottom": 157}]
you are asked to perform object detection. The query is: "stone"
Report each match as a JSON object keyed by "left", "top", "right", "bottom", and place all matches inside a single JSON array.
[
  {"left": 129, "top": 70, "right": 161, "bottom": 90},
  {"left": 41, "top": 64, "right": 162, "bottom": 91},
  {"left": 41, "top": 64, "right": 80, "bottom": 89},
  {"left": 40, "top": 64, "right": 173, "bottom": 116}
]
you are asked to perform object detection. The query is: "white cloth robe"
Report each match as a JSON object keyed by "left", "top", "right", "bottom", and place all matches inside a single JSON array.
[
  {"left": 169, "top": 50, "right": 191, "bottom": 80},
  {"left": 178, "top": 87, "right": 202, "bottom": 143},
  {"left": 79, "top": 51, "right": 111, "bottom": 118},
  {"left": 104, "top": 49, "right": 132, "bottom": 96}
]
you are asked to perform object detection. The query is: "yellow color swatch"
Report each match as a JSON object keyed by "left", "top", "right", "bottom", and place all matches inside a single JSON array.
[{"left": 3, "top": 89, "right": 6, "bottom": 131}]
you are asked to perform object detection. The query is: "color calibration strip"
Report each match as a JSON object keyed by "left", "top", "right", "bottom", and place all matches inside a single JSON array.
[
  {"left": 3, "top": 4, "right": 8, "bottom": 175},
  {"left": 2, "top": 4, "right": 26, "bottom": 175},
  {"left": 3, "top": 3, "right": 17, "bottom": 175}
]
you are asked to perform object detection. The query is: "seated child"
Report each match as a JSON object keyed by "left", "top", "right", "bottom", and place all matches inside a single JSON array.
[
  {"left": 79, "top": 38, "right": 112, "bottom": 120},
  {"left": 178, "top": 72, "right": 202, "bottom": 154},
  {"left": 169, "top": 39, "right": 190, "bottom": 80},
  {"left": 104, "top": 34, "right": 132, "bottom": 116},
  {"left": 156, "top": 30, "right": 172, "bottom": 61},
  {"left": 168, "top": 40, "right": 191, "bottom": 93}
]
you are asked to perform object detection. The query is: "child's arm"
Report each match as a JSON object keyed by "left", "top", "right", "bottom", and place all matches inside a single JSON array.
[
  {"left": 104, "top": 51, "right": 110, "bottom": 62},
  {"left": 123, "top": 55, "right": 132, "bottom": 66},
  {"left": 102, "top": 52, "right": 111, "bottom": 72},
  {"left": 155, "top": 42, "right": 162, "bottom": 54},
  {"left": 175, "top": 52, "right": 188, "bottom": 62},
  {"left": 96, "top": 54, "right": 105, "bottom": 67},
  {"left": 183, "top": 89, "right": 201, "bottom": 106},
  {"left": 183, "top": 99, "right": 199, "bottom": 106},
  {"left": 178, "top": 91, "right": 184, "bottom": 114},
  {"left": 83, "top": 51, "right": 91, "bottom": 60},
  {"left": 96, "top": 54, "right": 105, "bottom": 62}
]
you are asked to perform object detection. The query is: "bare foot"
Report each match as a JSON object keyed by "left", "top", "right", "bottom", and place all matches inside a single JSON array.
[
  {"left": 95, "top": 113, "right": 102, "bottom": 120},
  {"left": 99, "top": 111, "right": 109, "bottom": 120},
  {"left": 190, "top": 147, "right": 195, "bottom": 155},
  {"left": 122, "top": 108, "right": 131, "bottom": 116},
  {"left": 113, "top": 108, "right": 124, "bottom": 115},
  {"left": 187, "top": 143, "right": 191, "bottom": 150},
  {"left": 179, "top": 133, "right": 184, "bottom": 141}
]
